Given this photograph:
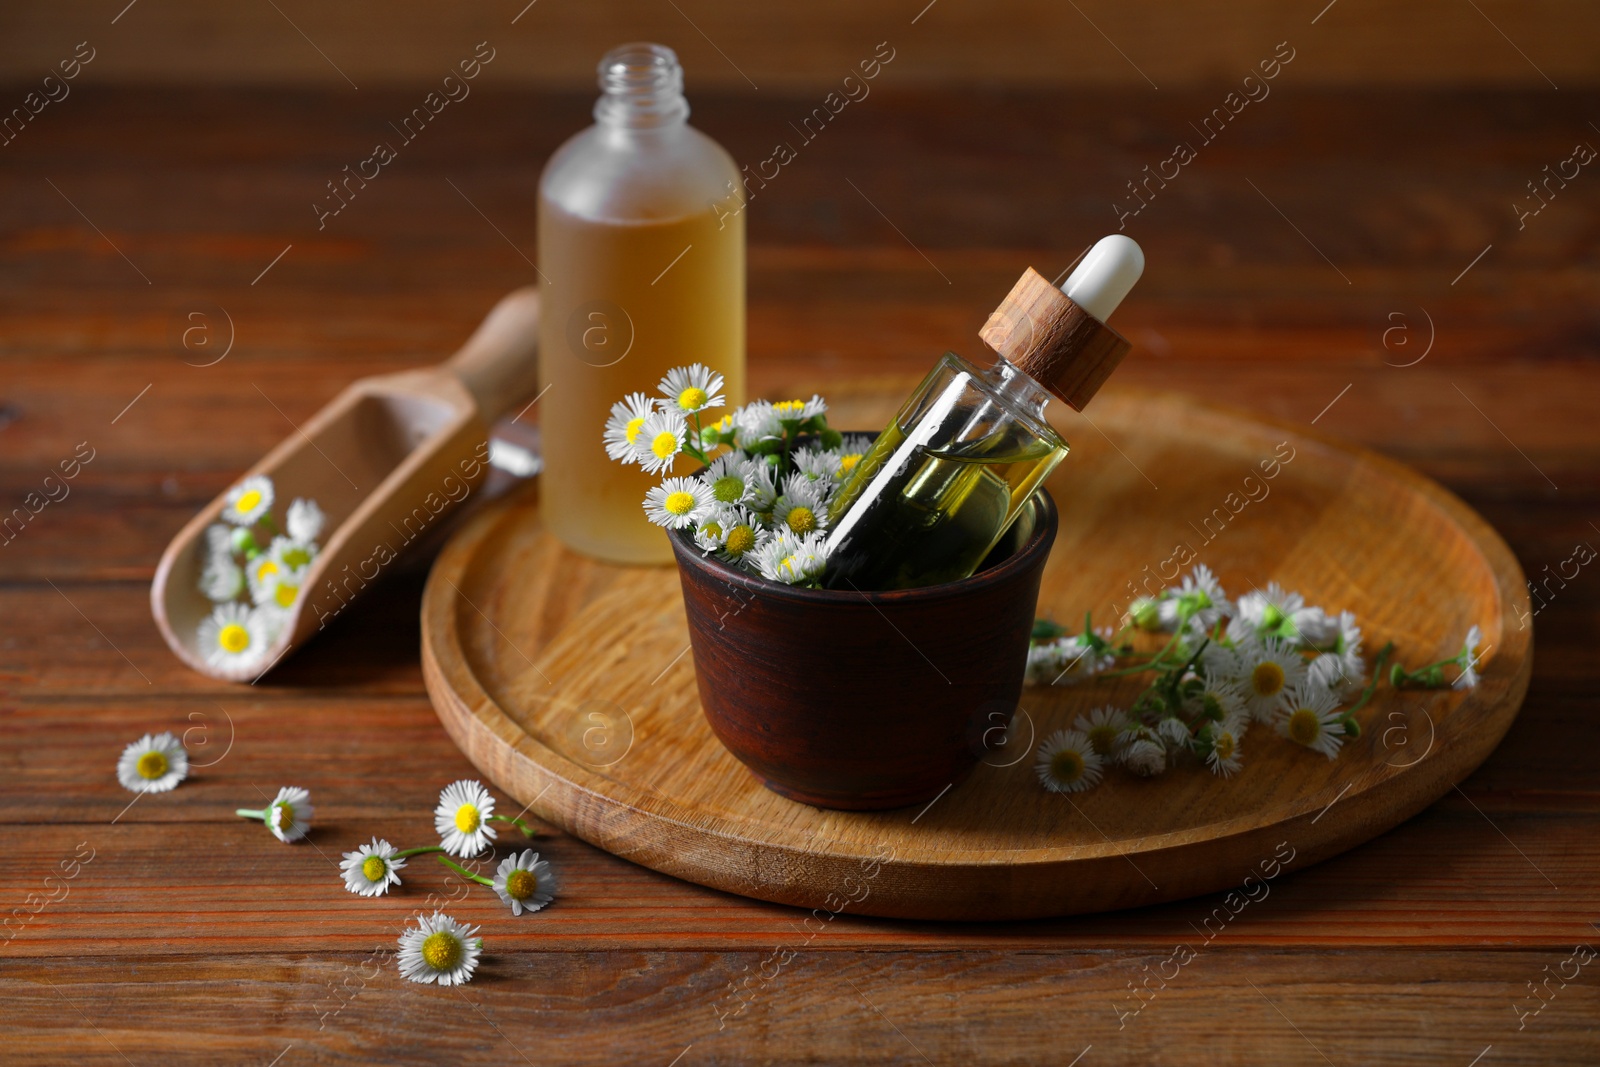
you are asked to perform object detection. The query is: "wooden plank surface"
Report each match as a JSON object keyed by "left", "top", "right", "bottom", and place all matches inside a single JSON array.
[{"left": 1, "top": 84, "right": 1598, "bottom": 1063}]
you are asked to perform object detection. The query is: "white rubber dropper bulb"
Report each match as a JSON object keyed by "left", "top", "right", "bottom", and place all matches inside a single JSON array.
[{"left": 1061, "top": 235, "right": 1145, "bottom": 324}]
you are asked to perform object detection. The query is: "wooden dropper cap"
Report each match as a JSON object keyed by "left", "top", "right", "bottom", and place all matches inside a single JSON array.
[{"left": 979, "top": 235, "right": 1143, "bottom": 411}]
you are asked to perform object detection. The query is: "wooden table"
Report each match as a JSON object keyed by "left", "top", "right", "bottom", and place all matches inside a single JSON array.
[{"left": 2, "top": 85, "right": 1597, "bottom": 1065}]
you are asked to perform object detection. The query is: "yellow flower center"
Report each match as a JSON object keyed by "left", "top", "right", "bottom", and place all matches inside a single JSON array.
[
  {"left": 711, "top": 475, "right": 745, "bottom": 503},
  {"left": 273, "top": 582, "right": 299, "bottom": 609},
  {"left": 1086, "top": 724, "right": 1119, "bottom": 757},
  {"left": 281, "top": 546, "right": 312, "bottom": 569},
  {"left": 136, "top": 751, "right": 168, "bottom": 780},
  {"left": 254, "top": 559, "right": 279, "bottom": 583},
  {"left": 725, "top": 526, "right": 756, "bottom": 556},
  {"left": 664, "top": 491, "right": 697, "bottom": 516},
  {"left": 651, "top": 430, "right": 679, "bottom": 459},
  {"left": 234, "top": 489, "right": 262, "bottom": 515},
  {"left": 505, "top": 868, "right": 538, "bottom": 901},
  {"left": 785, "top": 506, "right": 816, "bottom": 534},
  {"left": 454, "top": 804, "right": 481, "bottom": 833},
  {"left": 716, "top": 415, "right": 733, "bottom": 431},
  {"left": 1050, "top": 748, "right": 1085, "bottom": 784},
  {"left": 1287, "top": 708, "right": 1321, "bottom": 746},
  {"left": 218, "top": 623, "right": 251, "bottom": 654},
  {"left": 677, "top": 386, "right": 708, "bottom": 410},
  {"left": 361, "top": 855, "right": 387, "bottom": 882},
  {"left": 1250, "top": 660, "right": 1285, "bottom": 697},
  {"left": 1214, "top": 732, "right": 1236, "bottom": 760},
  {"left": 272, "top": 803, "right": 294, "bottom": 831},
  {"left": 625, "top": 416, "right": 647, "bottom": 444},
  {"left": 775, "top": 400, "right": 805, "bottom": 419},
  {"left": 421, "top": 931, "right": 461, "bottom": 971},
  {"left": 701, "top": 522, "right": 723, "bottom": 540},
  {"left": 778, "top": 554, "right": 801, "bottom": 579},
  {"left": 839, "top": 454, "right": 862, "bottom": 474}
]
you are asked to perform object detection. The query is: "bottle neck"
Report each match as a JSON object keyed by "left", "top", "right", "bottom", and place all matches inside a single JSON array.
[
  {"left": 982, "top": 357, "right": 1054, "bottom": 421},
  {"left": 594, "top": 42, "right": 689, "bottom": 130}
]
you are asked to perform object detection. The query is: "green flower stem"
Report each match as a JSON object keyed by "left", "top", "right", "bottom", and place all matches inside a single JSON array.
[
  {"left": 393, "top": 845, "right": 446, "bottom": 859},
  {"left": 234, "top": 808, "right": 265, "bottom": 820},
  {"left": 488, "top": 814, "right": 536, "bottom": 837},
  {"left": 1345, "top": 641, "right": 1395, "bottom": 714},
  {"left": 437, "top": 855, "right": 494, "bottom": 887}
]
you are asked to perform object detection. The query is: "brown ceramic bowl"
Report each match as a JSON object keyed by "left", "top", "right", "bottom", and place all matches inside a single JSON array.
[{"left": 670, "top": 480, "right": 1058, "bottom": 811}]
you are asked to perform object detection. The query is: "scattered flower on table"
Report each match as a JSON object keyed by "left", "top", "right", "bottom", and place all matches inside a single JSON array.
[
  {"left": 1025, "top": 563, "right": 1487, "bottom": 795},
  {"left": 398, "top": 913, "right": 483, "bottom": 986},
  {"left": 435, "top": 779, "right": 497, "bottom": 857},
  {"left": 491, "top": 850, "right": 557, "bottom": 916},
  {"left": 340, "top": 838, "right": 406, "bottom": 897},
  {"left": 236, "top": 786, "right": 313, "bottom": 843},
  {"left": 604, "top": 364, "right": 850, "bottom": 587},
  {"left": 116, "top": 732, "right": 189, "bottom": 793}
]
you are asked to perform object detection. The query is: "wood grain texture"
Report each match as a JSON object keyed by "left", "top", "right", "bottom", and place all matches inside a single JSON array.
[
  {"left": 1, "top": 85, "right": 1598, "bottom": 1062},
  {"left": 419, "top": 386, "right": 1532, "bottom": 920}
]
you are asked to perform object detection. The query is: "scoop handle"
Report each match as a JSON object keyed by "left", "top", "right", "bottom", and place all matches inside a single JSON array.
[{"left": 445, "top": 287, "right": 542, "bottom": 423}]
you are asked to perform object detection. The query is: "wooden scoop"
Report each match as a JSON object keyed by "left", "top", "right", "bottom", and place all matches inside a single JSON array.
[{"left": 152, "top": 287, "right": 541, "bottom": 682}]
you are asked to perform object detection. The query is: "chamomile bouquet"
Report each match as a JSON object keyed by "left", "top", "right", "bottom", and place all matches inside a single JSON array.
[{"left": 605, "top": 364, "right": 862, "bottom": 587}]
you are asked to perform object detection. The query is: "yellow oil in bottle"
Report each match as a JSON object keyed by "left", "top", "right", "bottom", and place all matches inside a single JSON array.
[{"left": 538, "top": 201, "right": 744, "bottom": 563}]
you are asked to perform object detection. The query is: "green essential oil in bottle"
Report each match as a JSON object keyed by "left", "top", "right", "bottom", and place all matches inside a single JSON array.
[{"left": 822, "top": 235, "right": 1145, "bottom": 591}]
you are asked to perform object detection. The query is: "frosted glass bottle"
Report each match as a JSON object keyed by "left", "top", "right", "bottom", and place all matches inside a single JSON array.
[{"left": 539, "top": 43, "right": 745, "bottom": 564}]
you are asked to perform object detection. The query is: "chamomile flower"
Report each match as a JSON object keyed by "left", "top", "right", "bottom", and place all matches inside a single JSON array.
[
  {"left": 1187, "top": 675, "right": 1247, "bottom": 726},
  {"left": 256, "top": 567, "right": 306, "bottom": 612},
  {"left": 397, "top": 912, "right": 482, "bottom": 986},
  {"left": 1236, "top": 582, "right": 1305, "bottom": 636},
  {"left": 268, "top": 535, "right": 317, "bottom": 573},
  {"left": 1034, "top": 730, "right": 1104, "bottom": 793},
  {"left": 702, "top": 453, "right": 757, "bottom": 507},
  {"left": 1155, "top": 716, "right": 1192, "bottom": 747},
  {"left": 772, "top": 473, "right": 830, "bottom": 536},
  {"left": 791, "top": 446, "right": 841, "bottom": 482},
  {"left": 1120, "top": 727, "right": 1168, "bottom": 777},
  {"left": 1202, "top": 720, "right": 1244, "bottom": 778},
  {"left": 204, "top": 523, "right": 234, "bottom": 563},
  {"left": 1277, "top": 685, "right": 1345, "bottom": 759},
  {"left": 752, "top": 530, "right": 828, "bottom": 585},
  {"left": 197, "top": 602, "right": 273, "bottom": 671},
  {"left": 435, "top": 779, "right": 497, "bottom": 857},
  {"left": 1024, "top": 643, "right": 1065, "bottom": 685},
  {"left": 632, "top": 408, "right": 688, "bottom": 475},
  {"left": 1073, "top": 706, "right": 1132, "bottom": 758},
  {"left": 693, "top": 511, "right": 729, "bottom": 553},
  {"left": 717, "top": 512, "right": 770, "bottom": 565},
  {"left": 1230, "top": 633, "right": 1308, "bottom": 723},
  {"left": 1159, "top": 563, "right": 1234, "bottom": 634},
  {"left": 644, "top": 476, "right": 713, "bottom": 530},
  {"left": 741, "top": 459, "right": 778, "bottom": 511},
  {"left": 732, "top": 401, "right": 783, "bottom": 448},
  {"left": 200, "top": 556, "right": 245, "bottom": 602},
  {"left": 264, "top": 786, "right": 314, "bottom": 842},
  {"left": 285, "top": 498, "right": 325, "bottom": 543},
  {"left": 1453, "top": 624, "right": 1485, "bottom": 690},
  {"left": 659, "top": 364, "right": 726, "bottom": 414},
  {"left": 491, "top": 850, "right": 557, "bottom": 916},
  {"left": 1288, "top": 606, "right": 1337, "bottom": 647},
  {"left": 771, "top": 395, "right": 827, "bottom": 424},
  {"left": 834, "top": 435, "right": 874, "bottom": 480},
  {"left": 116, "top": 732, "right": 189, "bottom": 793},
  {"left": 340, "top": 838, "right": 405, "bottom": 897},
  {"left": 604, "top": 392, "right": 659, "bottom": 461},
  {"left": 222, "top": 475, "right": 274, "bottom": 526}
]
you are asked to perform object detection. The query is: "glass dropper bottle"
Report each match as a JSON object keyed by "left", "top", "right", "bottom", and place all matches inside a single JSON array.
[{"left": 822, "top": 235, "right": 1145, "bottom": 591}]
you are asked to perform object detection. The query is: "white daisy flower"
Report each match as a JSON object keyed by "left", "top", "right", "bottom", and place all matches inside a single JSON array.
[
  {"left": 1120, "top": 728, "right": 1168, "bottom": 777},
  {"left": 397, "top": 912, "right": 482, "bottom": 986},
  {"left": 1072, "top": 706, "right": 1132, "bottom": 759},
  {"left": 701, "top": 453, "right": 757, "bottom": 507},
  {"left": 771, "top": 395, "right": 826, "bottom": 424},
  {"left": 1231, "top": 633, "right": 1309, "bottom": 723},
  {"left": 1454, "top": 624, "right": 1485, "bottom": 690},
  {"left": 751, "top": 530, "right": 828, "bottom": 585},
  {"left": 1203, "top": 720, "right": 1244, "bottom": 778},
  {"left": 1034, "top": 729, "right": 1104, "bottom": 793},
  {"left": 1024, "top": 643, "right": 1064, "bottom": 685},
  {"left": 834, "top": 435, "right": 875, "bottom": 482},
  {"left": 268, "top": 534, "right": 317, "bottom": 573},
  {"left": 204, "top": 523, "right": 234, "bottom": 564},
  {"left": 1158, "top": 563, "right": 1235, "bottom": 634},
  {"left": 256, "top": 567, "right": 307, "bottom": 613},
  {"left": 340, "top": 837, "right": 405, "bottom": 897},
  {"left": 772, "top": 473, "right": 830, "bottom": 537},
  {"left": 222, "top": 474, "right": 274, "bottom": 526},
  {"left": 732, "top": 401, "right": 783, "bottom": 449},
  {"left": 1187, "top": 674, "right": 1247, "bottom": 726},
  {"left": 792, "top": 446, "right": 842, "bottom": 482},
  {"left": 434, "top": 779, "right": 497, "bottom": 857},
  {"left": 1236, "top": 581, "right": 1305, "bottom": 634},
  {"left": 693, "top": 512, "right": 729, "bottom": 554},
  {"left": 1305, "top": 610, "right": 1364, "bottom": 695},
  {"left": 285, "top": 498, "right": 326, "bottom": 543},
  {"left": 196, "top": 602, "right": 273, "bottom": 670},
  {"left": 1278, "top": 685, "right": 1345, "bottom": 759},
  {"left": 265, "top": 786, "right": 313, "bottom": 842},
  {"left": 643, "top": 476, "right": 713, "bottom": 530},
  {"left": 200, "top": 556, "right": 245, "bottom": 602},
  {"left": 604, "top": 391, "right": 659, "bottom": 461},
  {"left": 1126, "top": 596, "right": 1166, "bottom": 632},
  {"left": 1155, "top": 716, "right": 1192, "bottom": 747},
  {"left": 741, "top": 459, "right": 778, "bottom": 511},
  {"left": 659, "top": 363, "right": 726, "bottom": 414},
  {"left": 116, "top": 732, "right": 189, "bottom": 793},
  {"left": 1286, "top": 605, "right": 1338, "bottom": 647},
  {"left": 492, "top": 849, "right": 557, "bottom": 916},
  {"left": 717, "top": 511, "right": 770, "bottom": 565},
  {"left": 632, "top": 408, "right": 688, "bottom": 475}
]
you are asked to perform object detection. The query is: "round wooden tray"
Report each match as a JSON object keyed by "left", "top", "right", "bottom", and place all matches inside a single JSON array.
[{"left": 421, "top": 385, "right": 1531, "bottom": 921}]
